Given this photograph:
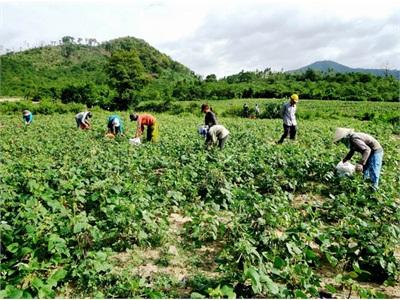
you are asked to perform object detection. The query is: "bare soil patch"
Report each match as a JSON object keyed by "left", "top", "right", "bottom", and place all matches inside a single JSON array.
[{"left": 318, "top": 264, "right": 400, "bottom": 298}]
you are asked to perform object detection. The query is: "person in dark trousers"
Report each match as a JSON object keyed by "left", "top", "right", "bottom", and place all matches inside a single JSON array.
[
  {"left": 107, "top": 115, "right": 124, "bottom": 136},
  {"left": 277, "top": 94, "right": 298, "bottom": 144},
  {"left": 129, "top": 113, "right": 159, "bottom": 142},
  {"left": 333, "top": 128, "right": 384, "bottom": 189},
  {"left": 22, "top": 110, "right": 33, "bottom": 125},
  {"left": 243, "top": 103, "right": 250, "bottom": 118},
  {"left": 201, "top": 104, "right": 218, "bottom": 128},
  {"left": 255, "top": 104, "right": 260, "bottom": 117},
  {"left": 75, "top": 111, "right": 92, "bottom": 129},
  {"left": 205, "top": 125, "right": 230, "bottom": 150}
]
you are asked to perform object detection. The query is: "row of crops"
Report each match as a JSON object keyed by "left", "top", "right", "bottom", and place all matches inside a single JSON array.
[{"left": 1, "top": 103, "right": 399, "bottom": 298}]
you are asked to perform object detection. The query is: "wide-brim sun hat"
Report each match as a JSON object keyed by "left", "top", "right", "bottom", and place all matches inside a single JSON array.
[
  {"left": 23, "top": 110, "right": 30, "bottom": 116},
  {"left": 333, "top": 127, "right": 354, "bottom": 143}
]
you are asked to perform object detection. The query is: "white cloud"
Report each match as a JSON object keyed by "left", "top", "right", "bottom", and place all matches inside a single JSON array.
[{"left": 0, "top": 0, "right": 399, "bottom": 76}]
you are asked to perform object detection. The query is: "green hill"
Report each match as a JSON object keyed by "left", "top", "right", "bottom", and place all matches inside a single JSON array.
[
  {"left": 289, "top": 60, "right": 400, "bottom": 79},
  {"left": 0, "top": 36, "right": 196, "bottom": 98}
]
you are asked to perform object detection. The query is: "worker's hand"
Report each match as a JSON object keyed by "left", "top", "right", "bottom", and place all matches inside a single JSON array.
[{"left": 355, "top": 164, "right": 363, "bottom": 173}]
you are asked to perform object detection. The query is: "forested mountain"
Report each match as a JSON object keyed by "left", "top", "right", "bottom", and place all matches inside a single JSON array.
[
  {"left": 1, "top": 37, "right": 399, "bottom": 106},
  {"left": 0, "top": 36, "right": 197, "bottom": 108},
  {"left": 289, "top": 60, "right": 400, "bottom": 79}
]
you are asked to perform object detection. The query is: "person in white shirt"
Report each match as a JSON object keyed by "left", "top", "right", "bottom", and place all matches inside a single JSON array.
[
  {"left": 277, "top": 94, "right": 298, "bottom": 144},
  {"left": 255, "top": 104, "right": 260, "bottom": 117},
  {"left": 75, "top": 111, "right": 92, "bottom": 129},
  {"left": 205, "top": 125, "right": 230, "bottom": 150}
]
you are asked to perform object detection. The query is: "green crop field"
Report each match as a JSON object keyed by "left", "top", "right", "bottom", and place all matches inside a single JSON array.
[{"left": 0, "top": 100, "right": 399, "bottom": 298}]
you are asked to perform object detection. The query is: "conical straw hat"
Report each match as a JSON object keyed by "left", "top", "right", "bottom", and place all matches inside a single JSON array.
[{"left": 333, "top": 128, "right": 354, "bottom": 143}]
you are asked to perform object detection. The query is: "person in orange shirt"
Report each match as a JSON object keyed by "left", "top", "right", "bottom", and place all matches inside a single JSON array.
[{"left": 129, "top": 113, "right": 159, "bottom": 142}]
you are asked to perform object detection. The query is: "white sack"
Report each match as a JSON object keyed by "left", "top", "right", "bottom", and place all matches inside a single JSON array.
[
  {"left": 336, "top": 161, "right": 355, "bottom": 177},
  {"left": 129, "top": 137, "right": 141, "bottom": 145}
]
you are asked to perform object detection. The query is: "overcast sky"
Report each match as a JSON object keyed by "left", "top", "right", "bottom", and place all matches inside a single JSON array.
[{"left": 1, "top": 0, "right": 399, "bottom": 77}]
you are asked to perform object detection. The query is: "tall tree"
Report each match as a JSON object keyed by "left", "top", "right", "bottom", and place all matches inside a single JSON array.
[
  {"left": 106, "top": 49, "right": 151, "bottom": 109},
  {"left": 61, "top": 36, "right": 74, "bottom": 44}
]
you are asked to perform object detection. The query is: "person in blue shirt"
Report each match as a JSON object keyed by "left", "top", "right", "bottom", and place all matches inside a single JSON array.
[
  {"left": 22, "top": 110, "right": 33, "bottom": 125},
  {"left": 107, "top": 115, "right": 124, "bottom": 136}
]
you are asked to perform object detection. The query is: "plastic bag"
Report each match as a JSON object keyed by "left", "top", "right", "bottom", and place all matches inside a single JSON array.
[
  {"left": 336, "top": 161, "right": 355, "bottom": 177},
  {"left": 129, "top": 137, "right": 141, "bottom": 145}
]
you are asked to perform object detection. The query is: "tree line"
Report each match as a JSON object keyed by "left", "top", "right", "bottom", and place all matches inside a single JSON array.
[
  {"left": 52, "top": 56, "right": 400, "bottom": 111},
  {"left": 1, "top": 37, "right": 399, "bottom": 109}
]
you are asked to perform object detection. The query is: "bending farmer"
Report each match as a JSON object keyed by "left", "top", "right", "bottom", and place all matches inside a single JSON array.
[
  {"left": 130, "top": 113, "right": 159, "bottom": 142},
  {"left": 206, "top": 125, "right": 230, "bottom": 150},
  {"left": 333, "top": 128, "right": 383, "bottom": 189},
  {"left": 22, "top": 110, "right": 33, "bottom": 125},
  {"left": 107, "top": 115, "right": 124, "bottom": 136},
  {"left": 75, "top": 111, "right": 92, "bottom": 129}
]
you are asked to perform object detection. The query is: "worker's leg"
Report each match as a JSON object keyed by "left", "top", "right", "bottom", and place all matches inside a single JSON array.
[
  {"left": 219, "top": 135, "right": 229, "bottom": 149},
  {"left": 289, "top": 125, "right": 297, "bottom": 140},
  {"left": 369, "top": 150, "right": 383, "bottom": 189},
  {"left": 146, "top": 126, "right": 152, "bottom": 141},
  {"left": 278, "top": 124, "right": 290, "bottom": 143}
]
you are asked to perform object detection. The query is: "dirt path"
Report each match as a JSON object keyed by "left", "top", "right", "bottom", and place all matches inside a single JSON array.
[{"left": 0, "top": 97, "right": 22, "bottom": 102}]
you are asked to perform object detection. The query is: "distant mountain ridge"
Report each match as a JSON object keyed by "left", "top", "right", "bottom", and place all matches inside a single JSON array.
[{"left": 289, "top": 60, "right": 400, "bottom": 79}]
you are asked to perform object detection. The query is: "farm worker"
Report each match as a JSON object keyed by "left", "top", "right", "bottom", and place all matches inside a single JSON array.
[
  {"left": 75, "top": 111, "right": 92, "bottom": 129},
  {"left": 107, "top": 115, "right": 124, "bottom": 136},
  {"left": 201, "top": 104, "right": 218, "bottom": 128},
  {"left": 333, "top": 128, "right": 383, "bottom": 189},
  {"left": 205, "top": 125, "right": 230, "bottom": 150},
  {"left": 22, "top": 110, "right": 33, "bottom": 125},
  {"left": 129, "top": 113, "right": 159, "bottom": 142},
  {"left": 277, "top": 94, "right": 299, "bottom": 144},
  {"left": 255, "top": 104, "right": 260, "bottom": 117},
  {"left": 243, "top": 103, "right": 250, "bottom": 118}
]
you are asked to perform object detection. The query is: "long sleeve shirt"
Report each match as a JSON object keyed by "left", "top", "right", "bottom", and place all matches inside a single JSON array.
[
  {"left": 108, "top": 115, "right": 122, "bottom": 132},
  {"left": 23, "top": 113, "right": 33, "bottom": 124},
  {"left": 343, "top": 133, "right": 383, "bottom": 165},
  {"left": 281, "top": 103, "right": 297, "bottom": 126},
  {"left": 76, "top": 112, "right": 89, "bottom": 124},
  {"left": 204, "top": 111, "right": 218, "bottom": 128},
  {"left": 206, "top": 125, "right": 229, "bottom": 145}
]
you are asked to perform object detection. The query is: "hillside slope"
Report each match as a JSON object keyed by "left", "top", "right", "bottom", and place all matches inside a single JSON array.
[{"left": 0, "top": 36, "right": 196, "bottom": 96}]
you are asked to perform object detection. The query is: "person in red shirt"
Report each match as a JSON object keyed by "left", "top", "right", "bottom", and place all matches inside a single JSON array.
[{"left": 129, "top": 113, "right": 159, "bottom": 142}]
